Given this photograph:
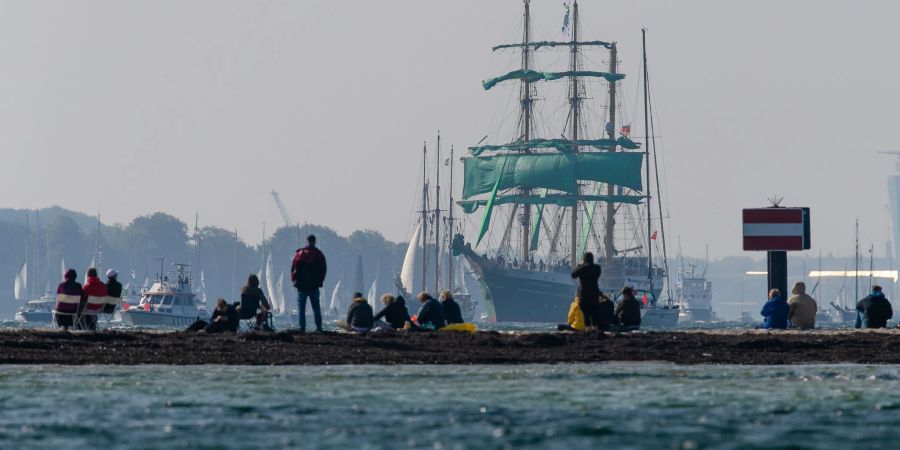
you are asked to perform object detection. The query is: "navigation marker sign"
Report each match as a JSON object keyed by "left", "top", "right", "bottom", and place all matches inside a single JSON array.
[{"left": 742, "top": 208, "right": 811, "bottom": 251}]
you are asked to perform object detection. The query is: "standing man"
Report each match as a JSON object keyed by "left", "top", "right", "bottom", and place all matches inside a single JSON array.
[
  {"left": 291, "top": 234, "right": 327, "bottom": 333},
  {"left": 571, "top": 252, "right": 602, "bottom": 328}
]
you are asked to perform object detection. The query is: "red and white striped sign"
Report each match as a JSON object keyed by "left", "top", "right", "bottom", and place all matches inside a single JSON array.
[{"left": 742, "top": 208, "right": 810, "bottom": 251}]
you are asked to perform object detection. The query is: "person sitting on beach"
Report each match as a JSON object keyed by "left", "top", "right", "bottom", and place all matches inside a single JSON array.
[
  {"left": 54, "top": 269, "right": 83, "bottom": 330},
  {"left": 439, "top": 290, "right": 464, "bottom": 325},
  {"left": 373, "top": 294, "right": 411, "bottom": 329},
  {"left": 80, "top": 268, "right": 108, "bottom": 331},
  {"left": 787, "top": 281, "right": 817, "bottom": 329},
  {"left": 104, "top": 269, "right": 123, "bottom": 316},
  {"left": 238, "top": 274, "right": 272, "bottom": 331},
  {"left": 414, "top": 292, "right": 446, "bottom": 330},
  {"left": 615, "top": 287, "right": 642, "bottom": 330},
  {"left": 339, "top": 292, "right": 374, "bottom": 333},
  {"left": 205, "top": 298, "right": 239, "bottom": 333},
  {"left": 760, "top": 289, "right": 789, "bottom": 329},
  {"left": 856, "top": 285, "right": 893, "bottom": 329},
  {"left": 597, "top": 293, "right": 618, "bottom": 331},
  {"left": 571, "top": 252, "right": 602, "bottom": 328},
  {"left": 559, "top": 296, "right": 586, "bottom": 331}
]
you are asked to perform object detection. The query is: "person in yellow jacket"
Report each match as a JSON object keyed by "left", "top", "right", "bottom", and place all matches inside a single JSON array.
[{"left": 559, "top": 297, "right": 587, "bottom": 331}]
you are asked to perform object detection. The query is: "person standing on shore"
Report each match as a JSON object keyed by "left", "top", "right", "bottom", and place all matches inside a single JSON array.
[
  {"left": 571, "top": 252, "right": 602, "bottom": 328},
  {"left": 291, "top": 234, "right": 327, "bottom": 333},
  {"left": 856, "top": 285, "right": 893, "bottom": 329},
  {"left": 54, "top": 269, "right": 83, "bottom": 330},
  {"left": 760, "top": 289, "right": 788, "bottom": 329},
  {"left": 787, "top": 281, "right": 817, "bottom": 329}
]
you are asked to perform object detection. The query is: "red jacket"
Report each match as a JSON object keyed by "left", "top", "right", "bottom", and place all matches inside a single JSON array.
[
  {"left": 291, "top": 245, "right": 327, "bottom": 290},
  {"left": 82, "top": 275, "right": 109, "bottom": 312}
]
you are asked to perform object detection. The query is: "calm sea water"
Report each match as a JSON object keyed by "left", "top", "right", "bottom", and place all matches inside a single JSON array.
[{"left": 0, "top": 363, "right": 898, "bottom": 449}]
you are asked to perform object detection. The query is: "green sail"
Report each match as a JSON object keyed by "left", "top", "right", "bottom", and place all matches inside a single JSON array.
[
  {"left": 462, "top": 152, "right": 644, "bottom": 199},
  {"left": 492, "top": 40, "right": 613, "bottom": 51},
  {"left": 482, "top": 69, "right": 625, "bottom": 90},
  {"left": 468, "top": 137, "right": 639, "bottom": 156},
  {"left": 529, "top": 189, "right": 548, "bottom": 251}
]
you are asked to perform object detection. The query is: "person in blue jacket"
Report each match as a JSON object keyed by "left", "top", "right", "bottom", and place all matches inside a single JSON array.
[{"left": 760, "top": 288, "right": 789, "bottom": 329}]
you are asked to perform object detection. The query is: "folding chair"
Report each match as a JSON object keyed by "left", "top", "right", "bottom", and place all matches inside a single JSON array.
[
  {"left": 52, "top": 293, "right": 81, "bottom": 330},
  {"left": 238, "top": 293, "right": 274, "bottom": 331},
  {"left": 102, "top": 295, "right": 121, "bottom": 325},
  {"left": 77, "top": 295, "right": 106, "bottom": 331}
]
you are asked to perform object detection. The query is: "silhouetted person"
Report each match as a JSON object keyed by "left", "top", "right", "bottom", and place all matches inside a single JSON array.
[
  {"left": 597, "top": 293, "right": 617, "bottom": 331},
  {"left": 206, "top": 298, "right": 239, "bottom": 333},
  {"left": 54, "top": 269, "right": 83, "bottom": 330},
  {"left": 615, "top": 287, "right": 642, "bottom": 330},
  {"left": 439, "top": 290, "right": 464, "bottom": 325},
  {"left": 374, "top": 294, "right": 411, "bottom": 329},
  {"left": 571, "top": 252, "right": 602, "bottom": 327},
  {"left": 80, "top": 267, "right": 108, "bottom": 330},
  {"left": 856, "top": 285, "right": 893, "bottom": 329},
  {"left": 239, "top": 274, "right": 271, "bottom": 330},
  {"left": 343, "top": 292, "right": 374, "bottom": 333},
  {"left": 414, "top": 292, "right": 446, "bottom": 330},
  {"left": 104, "top": 269, "right": 122, "bottom": 315},
  {"left": 787, "top": 281, "right": 817, "bottom": 329},
  {"left": 291, "top": 234, "right": 327, "bottom": 333}
]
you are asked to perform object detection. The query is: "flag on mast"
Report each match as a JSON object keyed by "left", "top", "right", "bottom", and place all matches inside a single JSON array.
[{"left": 561, "top": 1, "right": 573, "bottom": 38}]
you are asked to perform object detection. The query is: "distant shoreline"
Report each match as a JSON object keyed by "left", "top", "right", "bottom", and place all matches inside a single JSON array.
[{"left": 1, "top": 329, "right": 899, "bottom": 365}]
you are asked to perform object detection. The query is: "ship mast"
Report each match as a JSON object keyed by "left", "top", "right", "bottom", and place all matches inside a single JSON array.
[
  {"left": 447, "top": 145, "right": 455, "bottom": 292},
  {"left": 643, "top": 29, "right": 652, "bottom": 288},
  {"left": 421, "top": 142, "right": 428, "bottom": 293},
  {"left": 568, "top": 1, "right": 581, "bottom": 269},
  {"left": 604, "top": 43, "right": 619, "bottom": 260},
  {"left": 434, "top": 132, "right": 441, "bottom": 293},
  {"left": 519, "top": 0, "right": 533, "bottom": 265}
]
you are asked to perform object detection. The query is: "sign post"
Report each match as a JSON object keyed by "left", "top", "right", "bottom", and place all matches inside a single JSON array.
[{"left": 742, "top": 207, "right": 811, "bottom": 297}]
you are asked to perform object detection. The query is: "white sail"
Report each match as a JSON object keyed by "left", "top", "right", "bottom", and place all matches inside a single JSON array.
[
  {"left": 275, "top": 271, "right": 286, "bottom": 314},
  {"left": 400, "top": 222, "right": 421, "bottom": 294},
  {"left": 329, "top": 279, "right": 343, "bottom": 311},
  {"left": 14, "top": 261, "right": 27, "bottom": 301},
  {"left": 265, "top": 253, "right": 277, "bottom": 312},
  {"left": 367, "top": 268, "right": 379, "bottom": 310},
  {"left": 60, "top": 258, "right": 66, "bottom": 279},
  {"left": 200, "top": 270, "right": 208, "bottom": 304}
]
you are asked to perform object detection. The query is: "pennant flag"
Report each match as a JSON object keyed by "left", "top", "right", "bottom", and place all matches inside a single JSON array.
[
  {"left": 650, "top": 230, "right": 658, "bottom": 240},
  {"left": 621, "top": 124, "right": 631, "bottom": 137},
  {"left": 561, "top": 2, "right": 573, "bottom": 38}
]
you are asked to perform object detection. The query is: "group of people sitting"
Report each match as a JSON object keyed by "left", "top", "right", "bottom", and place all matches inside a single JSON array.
[
  {"left": 338, "top": 290, "right": 467, "bottom": 334},
  {"left": 54, "top": 267, "right": 122, "bottom": 330},
  {"left": 189, "top": 274, "right": 276, "bottom": 333},
  {"left": 760, "top": 282, "right": 894, "bottom": 329},
  {"left": 561, "top": 252, "right": 643, "bottom": 332}
]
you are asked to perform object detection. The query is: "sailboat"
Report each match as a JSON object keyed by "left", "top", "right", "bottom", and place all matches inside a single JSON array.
[
  {"left": 328, "top": 279, "right": 344, "bottom": 318},
  {"left": 449, "top": 1, "right": 676, "bottom": 325}
]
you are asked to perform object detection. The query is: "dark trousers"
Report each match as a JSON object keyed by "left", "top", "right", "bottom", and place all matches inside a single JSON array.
[{"left": 297, "top": 289, "right": 322, "bottom": 331}]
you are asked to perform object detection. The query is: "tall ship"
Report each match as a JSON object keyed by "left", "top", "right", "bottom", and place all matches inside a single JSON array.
[
  {"left": 449, "top": 0, "right": 676, "bottom": 325},
  {"left": 676, "top": 263, "right": 714, "bottom": 322},
  {"left": 118, "top": 263, "right": 208, "bottom": 327}
]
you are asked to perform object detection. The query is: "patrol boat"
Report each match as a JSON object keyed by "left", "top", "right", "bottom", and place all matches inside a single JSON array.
[
  {"left": 450, "top": 1, "right": 675, "bottom": 324},
  {"left": 676, "top": 263, "right": 715, "bottom": 321},
  {"left": 118, "top": 263, "right": 207, "bottom": 327},
  {"left": 15, "top": 293, "right": 55, "bottom": 323}
]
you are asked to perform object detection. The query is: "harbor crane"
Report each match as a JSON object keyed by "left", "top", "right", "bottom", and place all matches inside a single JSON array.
[{"left": 271, "top": 191, "right": 293, "bottom": 227}]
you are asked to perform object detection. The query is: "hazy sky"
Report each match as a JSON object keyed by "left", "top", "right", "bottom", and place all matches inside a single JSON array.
[{"left": 0, "top": 0, "right": 898, "bottom": 259}]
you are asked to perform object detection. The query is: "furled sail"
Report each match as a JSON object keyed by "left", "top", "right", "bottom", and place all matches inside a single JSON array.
[
  {"left": 483, "top": 69, "right": 625, "bottom": 90},
  {"left": 462, "top": 152, "right": 644, "bottom": 199},
  {"left": 14, "top": 261, "right": 27, "bottom": 301},
  {"left": 399, "top": 222, "right": 421, "bottom": 293},
  {"left": 460, "top": 193, "right": 645, "bottom": 213},
  {"left": 468, "top": 137, "right": 639, "bottom": 156},
  {"left": 492, "top": 40, "right": 613, "bottom": 51}
]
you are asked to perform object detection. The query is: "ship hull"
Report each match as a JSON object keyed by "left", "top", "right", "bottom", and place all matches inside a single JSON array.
[
  {"left": 681, "top": 308, "right": 714, "bottom": 322},
  {"left": 119, "top": 310, "right": 200, "bottom": 328},
  {"left": 641, "top": 307, "right": 680, "bottom": 328},
  {"left": 15, "top": 311, "right": 52, "bottom": 323},
  {"left": 465, "top": 257, "right": 666, "bottom": 324}
]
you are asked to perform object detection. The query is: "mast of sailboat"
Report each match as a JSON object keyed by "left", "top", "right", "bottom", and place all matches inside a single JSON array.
[
  {"left": 24, "top": 210, "right": 29, "bottom": 302},
  {"left": 447, "top": 144, "right": 455, "bottom": 292},
  {"left": 96, "top": 213, "right": 102, "bottom": 272},
  {"left": 855, "top": 219, "right": 859, "bottom": 302},
  {"left": 196, "top": 213, "right": 202, "bottom": 292},
  {"left": 421, "top": 142, "right": 428, "bottom": 293},
  {"left": 642, "top": 28, "right": 652, "bottom": 286},
  {"left": 603, "top": 42, "right": 619, "bottom": 260},
  {"left": 519, "top": 0, "right": 533, "bottom": 266},
  {"left": 869, "top": 244, "right": 875, "bottom": 291},
  {"left": 434, "top": 131, "right": 441, "bottom": 293},
  {"left": 568, "top": 0, "right": 580, "bottom": 269}
]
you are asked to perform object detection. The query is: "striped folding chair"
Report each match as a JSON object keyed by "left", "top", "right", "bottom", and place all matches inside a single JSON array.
[
  {"left": 53, "top": 294, "right": 81, "bottom": 330},
  {"left": 102, "top": 295, "right": 121, "bottom": 324},
  {"left": 77, "top": 296, "right": 107, "bottom": 331}
]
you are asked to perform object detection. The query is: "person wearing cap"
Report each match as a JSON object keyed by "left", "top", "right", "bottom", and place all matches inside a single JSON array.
[
  {"left": 104, "top": 269, "right": 123, "bottom": 316},
  {"left": 291, "top": 234, "right": 327, "bottom": 333},
  {"left": 615, "top": 287, "right": 642, "bottom": 330},
  {"left": 55, "top": 269, "right": 83, "bottom": 330},
  {"left": 787, "top": 281, "right": 817, "bottom": 329}
]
